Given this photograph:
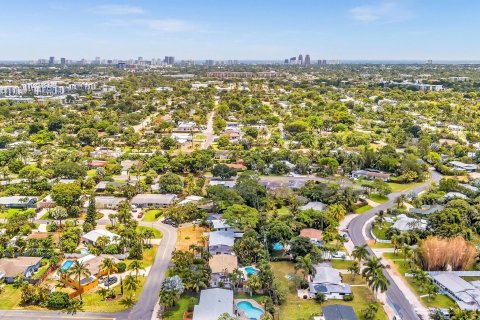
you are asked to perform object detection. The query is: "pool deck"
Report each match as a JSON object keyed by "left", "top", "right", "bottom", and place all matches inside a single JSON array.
[{"left": 234, "top": 298, "right": 265, "bottom": 320}]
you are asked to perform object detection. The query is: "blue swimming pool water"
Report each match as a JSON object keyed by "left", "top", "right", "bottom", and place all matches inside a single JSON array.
[
  {"left": 61, "top": 260, "right": 74, "bottom": 271},
  {"left": 244, "top": 267, "right": 258, "bottom": 276},
  {"left": 237, "top": 301, "right": 264, "bottom": 320},
  {"left": 272, "top": 242, "right": 284, "bottom": 250}
]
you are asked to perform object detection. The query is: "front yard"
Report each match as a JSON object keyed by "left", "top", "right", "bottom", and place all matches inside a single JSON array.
[
  {"left": 142, "top": 209, "right": 163, "bottom": 222},
  {"left": 175, "top": 226, "right": 207, "bottom": 251}
]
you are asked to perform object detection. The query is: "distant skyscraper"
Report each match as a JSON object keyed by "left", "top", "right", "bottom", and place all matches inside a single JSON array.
[
  {"left": 95, "top": 57, "right": 101, "bottom": 64},
  {"left": 427, "top": 60, "right": 433, "bottom": 64},
  {"left": 60, "top": 58, "right": 66, "bottom": 66},
  {"left": 205, "top": 60, "right": 215, "bottom": 66},
  {"left": 290, "top": 57, "right": 296, "bottom": 64},
  {"left": 304, "top": 54, "right": 311, "bottom": 65},
  {"left": 284, "top": 59, "right": 289, "bottom": 64},
  {"left": 164, "top": 56, "right": 175, "bottom": 65},
  {"left": 298, "top": 54, "right": 303, "bottom": 65},
  {"left": 49, "top": 56, "right": 55, "bottom": 65}
]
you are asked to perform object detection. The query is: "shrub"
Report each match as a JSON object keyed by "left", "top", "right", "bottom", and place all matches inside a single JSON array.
[
  {"left": 46, "top": 292, "right": 70, "bottom": 309},
  {"left": 314, "top": 292, "right": 326, "bottom": 304},
  {"left": 343, "top": 294, "right": 353, "bottom": 301},
  {"left": 116, "top": 262, "right": 127, "bottom": 273}
]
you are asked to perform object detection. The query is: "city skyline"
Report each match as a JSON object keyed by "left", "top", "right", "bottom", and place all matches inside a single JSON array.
[{"left": 1, "top": 0, "right": 480, "bottom": 60}]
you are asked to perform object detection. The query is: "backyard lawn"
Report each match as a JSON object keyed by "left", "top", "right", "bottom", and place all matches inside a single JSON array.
[
  {"left": 142, "top": 209, "right": 162, "bottom": 222},
  {"left": 371, "top": 222, "right": 392, "bottom": 240},
  {"left": 388, "top": 182, "right": 423, "bottom": 192},
  {"left": 354, "top": 205, "right": 373, "bottom": 214},
  {"left": 125, "top": 245, "right": 158, "bottom": 267},
  {"left": 163, "top": 294, "right": 199, "bottom": 320},
  {"left": 270, "top": 261, "right": 388, "bottom": 320},
  {"left": 176, "top": 226, "right": 207, "bottom": 251},
  {"left": 369, "top": 193, "right": 389, "bottom": 203},
  {"left": 330, "top": 259, "right": 357, "bottom": 270}
]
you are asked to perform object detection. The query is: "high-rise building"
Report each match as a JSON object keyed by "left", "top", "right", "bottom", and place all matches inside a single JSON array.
[
  {"left": 284, "top": 59, "right": 289, "bottom": 64},
  {"left": 164, "top": 56, "right": 175, "bottom": 65},
  {"left": 60, "top": 58, "right": 66, "bottom": 66},
  {"left": 289, "top": 57, "right": 296, "bottom": 64},
  {"left": 49, "top": 56, "right": 55, "bottom": 65},
  {"left": 205, "top": 60, "right": 215, "bottom": 66},
  {"left": 298, "top": 54, "right": 303, "bottom": 65},
  {"left": 95, "top": 57, "right": 101, "bottom": 64},
  {"left": 304, "top": 54, "right": 311, "bottom": 65}
]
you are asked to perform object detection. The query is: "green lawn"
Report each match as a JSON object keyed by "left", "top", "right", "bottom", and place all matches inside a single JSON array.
[
  {"left": 354, "top": 205, "right": 373, "bottom": 214},
  {"left": 125, "top": 245, "right": 158, "bottom": 267},
  {"left": 330, "top": 259, "right": 356, "bottom": 270},
  {"left": 0, "top": 208, "right": 35, "bottom": 219},
  {"left": 86, "top": 169, "right": 97, "bottom": 177},
  {"left": 270, "top": 261, "right": 388, "bottom": 320},
  {"left": 369, "top": 193, "right": 389, "bottom": 203},
  {"left": 136, "top": 226, "right": 162, "bottom": 238},
  {"left": 0, "top": 285, "right": 22, "bottom": 309},
  {"left": 388, "top": 182, "right": 423, "bottom": 192},
  {"left": 81, "top": 276, "right": 146, "bottom": 312},
  {"left": 371, "top": 223, "right": 392, "bottom": 240},
  {"left": 368, "top": 241, "right": 393, "bottom": 249},
  {"left": 142, "top": 209, "right": 162, "bottom": 222},
  {"left": 163, "top": 294, "right": 199, "bottom": 320}
]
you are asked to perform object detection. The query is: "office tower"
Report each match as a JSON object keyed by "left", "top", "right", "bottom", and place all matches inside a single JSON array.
[
  {"left": 290, "top": 57, "right": 296, "bottom": 64},
  {"left": 304, "top": 54, "right": 311, "bottom": 65},
  {"left": 164, "top": 56, "right": 175, "bottom": 65},
  {"left": 427, "top": 60, "right": 433, "bottom": 64},
  {"left": 60, "top": 58, "right": 66, "bottom": 66},
  {"left": 49, "top": 56, "right": 55, "bottom": 65},
  {"left": 205, "top": 60, "right": 215, "bottom": 66},
  {"left": 284, "top": 59, "right": 289, "bottom": 64},
  {"left": 95, "top": 57, "right": 101, "bottom": 64},
  {"left": 298, "top": 54, "right": 303, "bottom": 65}
]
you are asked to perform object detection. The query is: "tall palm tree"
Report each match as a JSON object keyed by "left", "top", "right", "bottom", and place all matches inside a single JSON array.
[
  {"left": 68, "top": 260, "right": 91, "bottom": 303},
  {"left": 347, "top": 261, "right": 360, "bottom": 280},
  {"left": 294, "top": 254, "right": 316, "bottom": 281},
  {"left": 361, "top": 256, "right": 385, "bottom": 282},
  {"left": 127, "top": 260, "right": 144, "bottom": 280},
  {"left": 352, "top": 245, "right": 369, "bottom": 263},
  {"left": 401, "top": 245, "right": 411, "bottom": 262},
  {"left": 367, "top": 269, "right": 390, "bottom": 299},
  {"left": 124, "top": 275, "right": 139, "bottom": 300},
  {"left": 100, "top": 257, "right": 118, "bottom": 290}
]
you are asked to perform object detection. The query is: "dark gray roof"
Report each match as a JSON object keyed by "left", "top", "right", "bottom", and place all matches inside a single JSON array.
[{"left": 322, "top": 305, "right": 358, "bottom": 320}]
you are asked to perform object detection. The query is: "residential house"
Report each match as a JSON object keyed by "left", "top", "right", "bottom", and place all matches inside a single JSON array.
[
  {"left": 409, "top": 205, "right": 444, "bottom": 215},
  {"left": 95, "top": 181, "right": 131, "bottom": 192},
  {"left": 90, "top": 147, "right": 122, "bottom": 159},
  {"left": 300, "top": 202, "right": 327, "bottom": 212},
  {"left": 81, "top": 229, "right": 119, "bottom": 246},
  {"left": 351, "top": 170, "right": 390, "bottom": 181},
  {"left": 208, "top": 180, "right": 236, "bottom": 189},
  {"left": 0, "top": 257, "right": 42, "bottom": 284},
  {"left": 300, "top": 228, "right": 324, "bottom": 246},
  {"left": 431, "top": 273, "right": 480, "bottom": 310},
  {"left": 37, "top": 195, "right": 56, "bottom": 209},
  {"left": 174, "top": 121, "right": 198, "bottom": 132},
  {"left": 449, "top": 161, "right": 478, "bottom": 172},
  {"left": 131, "top": 193, "right": 177, "bottom": 208},
  {"left": 91, "top": 196, "right": 127, "bottom": 210},
  {"left": 307, "top": 263, "right": 352, "bottom": 299},
  {"left": 444, "top": 192, "right": 468, "bottom": 200},
  {"left": 192, "top": 288, "right": 234, "bottom": 320},
  {"left": 208, "top": 231, "right": 235, "bottom": 255},
  {"left": 321, "top": 305, "right": 358, "bottom": 320},
  {"left": 0, "top": 196, "right": 36, "bottom": 209},
  {"left": 209, "top": 254, "right": 238, "bottom": 288},
  {"left": 178, "top": 195, "right": 204, "bottom": 206},
  {"left": 211, "top": 219, "right": 233, "bottom": 232},
  {"left": 392, "top": 214, "right": 427, "bottom": 232},
  {"left": 89, "top": 160, "right": 108, "bottom": 168}
]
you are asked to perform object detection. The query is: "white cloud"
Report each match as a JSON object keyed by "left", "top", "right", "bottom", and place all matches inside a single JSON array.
[
  {"left": 93, "top": 4, "right": 145, "bottom": 15},
  {"left": 136, "top": 19, "right": 193, "bottom": 32},
  {"left": 350, "top": 2, "right": 412, "bottom": 23}
]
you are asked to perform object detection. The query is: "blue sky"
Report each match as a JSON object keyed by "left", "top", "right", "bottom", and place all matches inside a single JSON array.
[{"left": 1, "top": 0, "right": 479, "bottom": 60}]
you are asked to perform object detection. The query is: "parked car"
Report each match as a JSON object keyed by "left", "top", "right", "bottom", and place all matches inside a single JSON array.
[
  {"left": 105, "top": 276, "right": 118, "bottom": 287},
  {"left": 137, "top": 212, "right": 144, "bottom": 219},
  {"left": 99, "top": 276, "right": 107, "bottom": 284},
  {"left": 163, "top": 219, "right": 178, "bottom": 227}
]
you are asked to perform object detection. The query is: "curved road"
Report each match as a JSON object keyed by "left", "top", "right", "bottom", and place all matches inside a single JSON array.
[
  {"left": 348, "top": 169, "right": 443, "bottom": 320},
  {"left": 0, "top": 221, "right": 177, "bottom": 320}
]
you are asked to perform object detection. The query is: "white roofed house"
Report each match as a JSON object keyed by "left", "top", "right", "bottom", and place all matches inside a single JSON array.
[
  {"left": 391, "top": 214, "right": 427, "bottom": 232},
  {"left": 306, "top": 263, "right": 352, "bottom": 300},
  {"left": 0, "top": 196, "right": 36, "bottom": 209},
  {"left": 449, "top": 161, "right": 478, "bottom": 173},
  {"left": 89, "top": 196, "right": 127, "bottom": 210},
  {"left": 131, "top": 193, "right": 177, "bottom": 208},
  {"left": 192, "top": 288, "right": 234, "bottom": 320},
  {"left": 431, "top": 273, "right": 480, "bottom": 310},
  {"left": 208, "top": 230, "right": 235, "bottom": 255},
  {"left": 81, "top": 229, "right": 119, "bottom": 246},
  {"left": 300, "top": 201, "right": 327, "bottom": 212},
  {"left": 211, "top": 219, "right": 233, "bottom": 232}
]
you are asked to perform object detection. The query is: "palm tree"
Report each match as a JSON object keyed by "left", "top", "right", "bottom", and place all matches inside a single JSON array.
[
  {"left": 100, "top": 257, "right": 118, "bottom": 290},
  {"left": 361, "top": 256, "right": 385, "bottom": 282},
  {"left": 159, "top": 289, "right": 176, "bottom": 309},
  {"left": 294, "top": 254, "right": 316, "bottom": 281},
  {"left": 347, "top": 261, "right": 360, "bottom": 280},
  {"left": 190, "top": 272, "right": 208, "bottom": 293},
  {"left": 98, "top": 287, "right": 109, "bottom": 300},
  {"left": 68, "top": 260, "right": 91, "bottom": 303},
  {"left": 352, "top": 245, "right": 369, "bottom": 263},
  {"left": 127, "top": 260, "right": 144, "bottom": 280},
  {"left": 391, "top": 234, "right": 399, "bottom": 255},
  {"left": 228, "top": 268, "right": 244, "bottom": 291},
  {"left": 124, "top": 275, "right": 139, "bottom": 300},
  {"left": 425, "top": 283, "right": 438, "bottom": 302},
  {"left": 401, "top": 245, "right": 411, "bottom": 262},
  {"left": 367, "top": 269, "right": 390, "bottom": 299}
]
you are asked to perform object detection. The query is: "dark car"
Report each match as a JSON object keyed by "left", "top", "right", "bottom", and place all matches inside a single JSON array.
[
  {"left": 105, "top": 276, "right": 118, "bottom": 286},
  {"left": 163, "top": 219, "right": 178, "bottom": 227}
]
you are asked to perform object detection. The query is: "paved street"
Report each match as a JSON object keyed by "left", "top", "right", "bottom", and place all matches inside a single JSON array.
[{"left": 347, "top": 169, "right": 443, "bottom": 320}]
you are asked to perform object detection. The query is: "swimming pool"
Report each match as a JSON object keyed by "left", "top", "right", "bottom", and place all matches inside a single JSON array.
[
  {"left": 244, "top": 267, "right": 258, "bottom": 276},
  {"left": 236, "top": 301, "right": 264, "bottom": 320},
  {"left": 272, "top": 242, "right": 284, "bottom": 250},
  {"left": 60, "top": 260, "right": 74, "bottom": 271}
]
